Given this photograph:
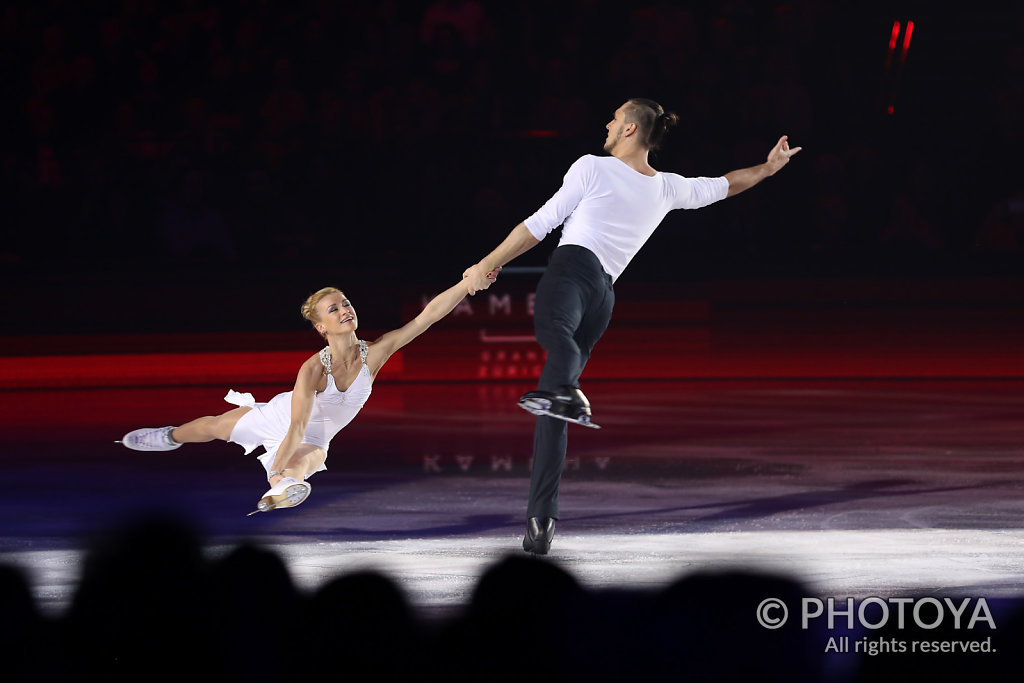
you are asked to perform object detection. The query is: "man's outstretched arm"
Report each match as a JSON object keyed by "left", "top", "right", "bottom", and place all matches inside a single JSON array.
[
  {"left": 725, "top": 135, "right": 802, "bottom": 197},
  {"left": 463, "top": 222, "right": 540, "bottom": 294}
]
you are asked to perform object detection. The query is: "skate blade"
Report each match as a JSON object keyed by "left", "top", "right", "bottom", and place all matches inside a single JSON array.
[
  {"left": 246, "top": 498, "right": 277, "bottom": 516},
  {"left": 246, "top": 499, "right": 272, "bottom": 516},
  {"left": 558, "top": 414, "right": 601, "bottom": 429},
  {"left": 517, "top": 403, "right": 601, "bottom": 428}
]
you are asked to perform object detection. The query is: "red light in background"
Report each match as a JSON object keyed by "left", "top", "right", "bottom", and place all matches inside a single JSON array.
[
  {"left": 884, "top": 21, "right": 900, "bottom": 71},
  {"left": 889, "top": 21, "right": 901, "bottom": 51},
  {"left": 884, "top": 19, "right": 915, "bottom": 115},
  {"left": 900, "top": 20, "right": 914, "bottom": 63}
]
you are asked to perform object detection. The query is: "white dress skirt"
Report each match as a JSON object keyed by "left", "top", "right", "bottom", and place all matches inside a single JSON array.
[{"left": 226, "top": 343, "right": 372, "bottom": 478}]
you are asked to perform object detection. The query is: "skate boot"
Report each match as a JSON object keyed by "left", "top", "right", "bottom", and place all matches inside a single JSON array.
[
  {"left": 522, "top": 517, "right": 556, "bottom": 555},
  {"left": 518, "top": 387, "right": 600, "bottom": 428},
  {"left": 247, "top": 477, "right": 311, "bottom": 515},
  {"left": 117, "top": 426, "right": 182, "bottom": 451}
]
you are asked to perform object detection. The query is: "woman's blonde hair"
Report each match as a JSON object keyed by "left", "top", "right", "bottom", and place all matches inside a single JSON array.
[{"left": 300, "top": 287, "right": 343, "bottom": 324}]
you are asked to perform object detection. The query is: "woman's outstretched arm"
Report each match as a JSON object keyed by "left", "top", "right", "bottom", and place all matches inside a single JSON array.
[{"left": 365, "top": 278, "right": 480, "bottom": 377}]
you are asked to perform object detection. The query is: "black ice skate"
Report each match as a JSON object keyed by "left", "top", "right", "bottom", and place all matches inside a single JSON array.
[
  {"left": 523, "top": 516, "right": 556, "bottom": 555},
  {"left": 518, "top": 387, "right": 601, "bottom": 429}
]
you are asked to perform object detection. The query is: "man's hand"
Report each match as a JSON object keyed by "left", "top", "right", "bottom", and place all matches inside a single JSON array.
[
  {"left": 463, "top": 263, "right": 501, "bottom": 295},
  {"left": 725, "top": 135, "right": 802, "bottom": 197},
  {"left": 765, "top": 135, "right": 802, "bottom": 176}
]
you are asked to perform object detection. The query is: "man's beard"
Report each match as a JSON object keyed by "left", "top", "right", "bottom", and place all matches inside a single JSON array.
[{"left": 603, "top": 127, "right": 622, "bottom": 153}]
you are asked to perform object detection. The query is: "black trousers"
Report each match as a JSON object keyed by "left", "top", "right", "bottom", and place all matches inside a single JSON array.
[{"left": 527, "top": 245, "right": 615, "bottom": 519}]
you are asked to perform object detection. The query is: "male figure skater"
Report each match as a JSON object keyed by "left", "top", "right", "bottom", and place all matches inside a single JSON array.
[{"left": 463, "top": 98, "right": 801, "bottom": 554}]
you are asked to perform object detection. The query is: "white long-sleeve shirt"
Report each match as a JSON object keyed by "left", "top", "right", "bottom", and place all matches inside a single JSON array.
[{"left": 523, "top": 154, "right": 729, "bottom": 282}]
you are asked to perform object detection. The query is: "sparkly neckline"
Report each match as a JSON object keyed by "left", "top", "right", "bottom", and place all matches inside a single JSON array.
[{"left": 319, "top": 340, "right": 368, "bottom": 375}]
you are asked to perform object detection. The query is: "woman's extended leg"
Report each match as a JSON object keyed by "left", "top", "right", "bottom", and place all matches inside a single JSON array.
[
  {"left": 119, "top": 407, "right": 251, "bottom": 451},
  {"left": 171, "top": 406, "right": 251, "bottom": 444}
]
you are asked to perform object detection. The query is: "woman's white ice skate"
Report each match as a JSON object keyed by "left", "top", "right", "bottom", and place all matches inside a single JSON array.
[
  {"left": 247, "top": 477, "right": 311, "bottom": 515},
  {"left": 117, "top": 427, "right": 182, "bottom": 451}
]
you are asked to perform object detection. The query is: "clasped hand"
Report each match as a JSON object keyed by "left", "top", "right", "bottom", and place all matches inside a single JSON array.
[{"left": 463, "top": 264, "right": 501, "bottom": 295}]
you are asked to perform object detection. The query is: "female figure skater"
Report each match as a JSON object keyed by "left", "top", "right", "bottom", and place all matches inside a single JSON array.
[{"left": 119, "top": 276, "right": 491, "bottom": 514}]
